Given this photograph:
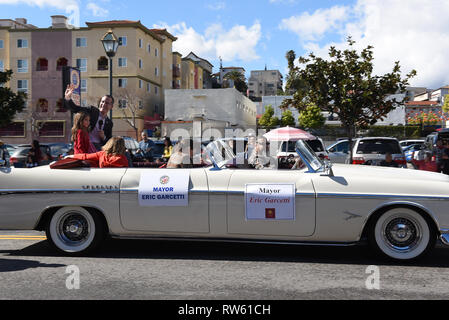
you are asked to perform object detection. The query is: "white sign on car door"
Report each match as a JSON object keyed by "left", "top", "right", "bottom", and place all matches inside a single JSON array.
[{"left": 245, "top": 183, "right": 295, "bottom": 220}]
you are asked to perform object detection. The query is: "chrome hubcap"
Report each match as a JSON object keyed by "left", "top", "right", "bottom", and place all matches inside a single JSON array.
[
  {"left": 58, "top": 213, "right": 89, "bottom": 245},
  {"left": 383, "top": 217, "right": 421, "bottom": 252}
]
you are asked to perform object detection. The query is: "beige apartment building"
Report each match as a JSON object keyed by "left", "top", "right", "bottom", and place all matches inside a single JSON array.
[
  {"left": 248, "top": 69, "right": 283, "bottom": 98},
  {"left": 0, "top": 16, "right": 176, "bottom": 143}
]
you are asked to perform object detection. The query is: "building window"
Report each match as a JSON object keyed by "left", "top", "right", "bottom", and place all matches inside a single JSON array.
[
  {"left": 17, "top": 39, "right": 28, "bottom": 48},
  {"left": 147, "top": 83, "right": 151, "bottom": 92},
  {"left": 56, "top": 57, "right": 68, "bottom": 71},
  {"left": 118, "top": 57, "right": 127, "bottom": 67},
  {"left": 0, "top": 40, "right": 3, "bottom": 49},
  {"left": 97, "top": 56, "right": 108, "bottom": 71},
  {"left": 155, "top": 86, "right": 158, "bottom": 95},
  {"left": 76, "top": 59, "right": 87, "bottom": 72},
  {"left": 81, "top": 79, "right": 87, "bottom": 93},
  {"left": 0, "top": 60, "right": 3, "bottom": 72},
  {"left": 17, "top": 80, "right": 28, "bottom": 93},
  {"left": 37, "top": 98, "right": 48, "bottom": 112},
  {"left": 154, "top": 105, "right": 159, "bottom": 114},
  {"left": 155, "top": 48, "right": 158, "bottom": 57},
  {"left": 76, "top": 38, "right": 87, "bottom": 47},
  {"left": 17, "top": 59, "right": 28, "bottom": 73},
  {"left": 139, "top": 80, "right": 143, "bottom": 89},
  {"left": 36, "top": 58, "right": 48, "bottom": 71},
  {"left": 139, "top": 59, "right": 143, "bottom": 69},
  {"left": 138, "top": 100, "right": 144, "bottom": 109},
  {"left": 38, "top": 121, "right": 65, "bottom": 138},
  {"left": 56, "top": 99, "right": 67, "bottom": 112},
  {"left": 155, "top": 67, "right": 158, "bottom": 76},
  {"left": 118, "top": 37, "right": 127, "bottom": 46},
  {"left": 118, "top": 99, "right": 127, "bottom": 109},
  {"left": 0, "top": 122, "right": 25, "bottom": 137},
  {"left": 118, "top": 78, "right": 127, "bottom": 88},
  {"left": 139, "top": 39, "right": 143, "bottom": 48},
  {"left": 148, "top": 44, "right": 151, "bottom": 53}
]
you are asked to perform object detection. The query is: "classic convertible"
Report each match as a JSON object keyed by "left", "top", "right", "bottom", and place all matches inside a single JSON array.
[{"left": 1, "top": 140, "right": 449, "bottom": 261}]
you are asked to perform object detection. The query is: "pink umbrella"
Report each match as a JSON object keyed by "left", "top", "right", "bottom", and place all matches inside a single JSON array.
[{"left": 263, "top": 126, "right": 316, "bottom": 141}]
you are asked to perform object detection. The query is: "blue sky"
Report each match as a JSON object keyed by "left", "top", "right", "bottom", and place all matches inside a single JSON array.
[{"left": 1, "top": 0, "right": 449, "bottom": 89}]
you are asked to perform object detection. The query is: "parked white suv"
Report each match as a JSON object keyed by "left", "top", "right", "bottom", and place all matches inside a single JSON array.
[
  {"left": 351, "top": 137, "right": 406, "bottom": 167},
  {"left": 277, "top": 138, "right": 329, "bottom": 161}
]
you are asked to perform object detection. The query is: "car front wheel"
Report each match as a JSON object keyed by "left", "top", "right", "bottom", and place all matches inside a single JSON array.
[
  {"left": 370, "top": 208, "right": 436, "bottom": 261},
  {"left": 46, "top": 207, "right": 106, "bottom": 256}
]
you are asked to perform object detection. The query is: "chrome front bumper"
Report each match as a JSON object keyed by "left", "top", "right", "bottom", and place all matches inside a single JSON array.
[{"left": 440, "top": 229, "right": 449, "bottom": 246}]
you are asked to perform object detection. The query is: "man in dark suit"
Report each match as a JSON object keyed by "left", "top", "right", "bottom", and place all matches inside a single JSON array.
[{"left": 64, "top": 84, "right": 114, "bottom": 151}]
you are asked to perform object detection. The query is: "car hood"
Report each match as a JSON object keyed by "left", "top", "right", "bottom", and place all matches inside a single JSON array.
[
  {"left": 313, "top": 163, "right": 449, "bottom": 198},
  {"left": 331, "top": 163, "right": 449, "bottom": 182}
]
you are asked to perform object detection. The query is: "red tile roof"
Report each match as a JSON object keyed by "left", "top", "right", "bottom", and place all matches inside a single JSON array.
[{"left": 405, "top": 101, "right": 439, "bottom": 106}]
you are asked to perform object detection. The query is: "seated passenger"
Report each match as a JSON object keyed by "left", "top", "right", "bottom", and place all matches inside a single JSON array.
[
  {"left": 248, "top": 137, "right": 273, "bottom": 169},
  {"left": 167, "top": 139, "right": 194, "bottom": 168},
  {"left": 72, "top": 136, "right": 129, "bottom": 168}
]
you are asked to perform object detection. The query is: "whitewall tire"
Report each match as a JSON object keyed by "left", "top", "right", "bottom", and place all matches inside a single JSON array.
[
  {"left": 370, "top": 208, "right": 436, "bottom": 261},
  {"left": 46, "top": 207, "right": 105, "bottom": 255}
]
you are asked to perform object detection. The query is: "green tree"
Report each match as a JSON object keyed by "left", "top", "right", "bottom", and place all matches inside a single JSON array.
[
  {"left": 280, "top": 109, "right": 296, "bottom": 127},
  {"left": 443, "top": 94, "right": 449, "bottom": 113},
  {"left": 224, "top": 71, "right": 248, "bottom": 94},
  {"left": 0, "top": 70, "right": 27, "bottom": 128},
  {"left": 282, "top": 37, "right": 416, "bottom": 162},
  {"left": 259, "top": 105, "right": 280, "bottom": 128},
  {"left": 298, "top": 103, "right": 326, "bottom": 129}
]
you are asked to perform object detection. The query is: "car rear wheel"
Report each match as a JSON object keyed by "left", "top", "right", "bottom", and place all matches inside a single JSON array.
[
  {"left": 370, "top": 208, "right": 436, "bottom": 261},
  {"left": 46, "top": 207, "right": 106, "bottom": 256}
]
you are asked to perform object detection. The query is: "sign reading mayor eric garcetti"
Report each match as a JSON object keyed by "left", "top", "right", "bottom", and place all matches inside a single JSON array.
[
  {"left": 139, "top": 170, "right": 190, "bottom": 206},
  {"left": 245, "top": 184, "right": 295, "bottom": 220}
]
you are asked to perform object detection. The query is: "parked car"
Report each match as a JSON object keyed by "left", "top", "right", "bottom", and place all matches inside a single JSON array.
[
  {"left": 400, "top": 139, "right": 425, "bottom": 149},
  {"left": 4, "top": 144, "right": 17, "bottom": 156},
  {"left": 47, "top": 143, "right": 72, "bottom": 159},
  {"left": 9, "top": 144, "right": 53, "bottom": 168},
  {"left": 2, "top": 139, "right": 449, "bottom": 261},
  {"left": 326, "top": 140, "right": 352, "bottom": 164},
  {"left": 351, "top": 137, "right": 406, "bottom": 167},
  {"left": 277, "top": 138, "right": 328, "bottom": 162},
  {"left": 403, "top": 143, "right": 426, "bottom": 163}
]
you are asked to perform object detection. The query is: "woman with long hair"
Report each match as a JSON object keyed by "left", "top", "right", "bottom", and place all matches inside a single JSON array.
[
  {"left": 72, "top": 136, "right": 128, "bottom": 168},
  {"left": 71, "top": 112, "right": 97, "bottom": 154}
]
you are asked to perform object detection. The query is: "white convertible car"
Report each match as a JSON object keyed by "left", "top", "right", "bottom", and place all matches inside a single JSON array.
[{"left": 1, "top": 140, "right": 449, "bottom": 261}]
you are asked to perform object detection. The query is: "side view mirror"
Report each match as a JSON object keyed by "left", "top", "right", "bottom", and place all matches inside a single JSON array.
[
  {"left": 0, "top": 160, "right": 6, "bottom": 167},
  {"left": 321, "top": 160, "right": 334, "bottom": 177}
]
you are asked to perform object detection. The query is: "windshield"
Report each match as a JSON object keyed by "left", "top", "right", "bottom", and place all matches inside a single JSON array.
[
  {"left": 295, "top": 140, "right": 324, "bottom": 172},
  {"left": 205, "top": 140, "right": 235, "bottom": 167}
]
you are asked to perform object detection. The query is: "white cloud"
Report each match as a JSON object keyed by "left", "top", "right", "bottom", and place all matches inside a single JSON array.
[
  {"left": 155, "top": 21, "right": 262, "bottom": 63},
  {"left": 279, "top": 5, "right": 349, "bottom": 41},
  {"left": 206, "top": 1, "right": 226, "bottom": 11},
  {"left": 86, "top": 3, "right": 109, "bottom": 17},
  {"left": 281, "top": 0, "right": 449, "bottom": 88}
]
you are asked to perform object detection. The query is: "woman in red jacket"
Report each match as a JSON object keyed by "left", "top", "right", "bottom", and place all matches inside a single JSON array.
[
  {"left": 71, "top": 112, "right": 96, "bottom": 154},
  {"left": 73, "top": 136, "right": 129, "bottom": 168}
]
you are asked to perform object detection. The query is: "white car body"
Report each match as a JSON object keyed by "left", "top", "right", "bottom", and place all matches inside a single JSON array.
[{"left": 0, "top": 140, "right": 448, "bottom": 261}]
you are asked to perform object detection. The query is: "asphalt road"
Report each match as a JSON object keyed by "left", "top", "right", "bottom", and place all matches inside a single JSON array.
[{"left": 1, "top": 230, "right": 449, "bottom": 300}]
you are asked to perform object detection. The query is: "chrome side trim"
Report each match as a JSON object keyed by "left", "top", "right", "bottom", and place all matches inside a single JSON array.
[
  {"left": 317, "top": 193, "right": 449, "bottom": 201},
  {"left": 0, "top": 189, "right": 120, "bottom": 195},
  {"left": 110, "top": 234, "right": 359, "bottom": 247}
]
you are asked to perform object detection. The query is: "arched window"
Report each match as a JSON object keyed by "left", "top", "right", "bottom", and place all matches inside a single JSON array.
[
  {"left": 56, "top": 57, "right": 68, "bottom": 71},
  {"left": 97, "top": 56, "right": 108, "bottom": 71},
  {"left": 37, "top": 98, "right": 48, "bottom": 112},
  {"left": 36, "top": 58, "right": 48, "bottom": 71}
]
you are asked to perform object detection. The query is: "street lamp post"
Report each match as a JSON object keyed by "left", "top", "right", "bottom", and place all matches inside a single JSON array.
[{"left": 101, "top": 29, "right": 119, "bottom": 119}]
